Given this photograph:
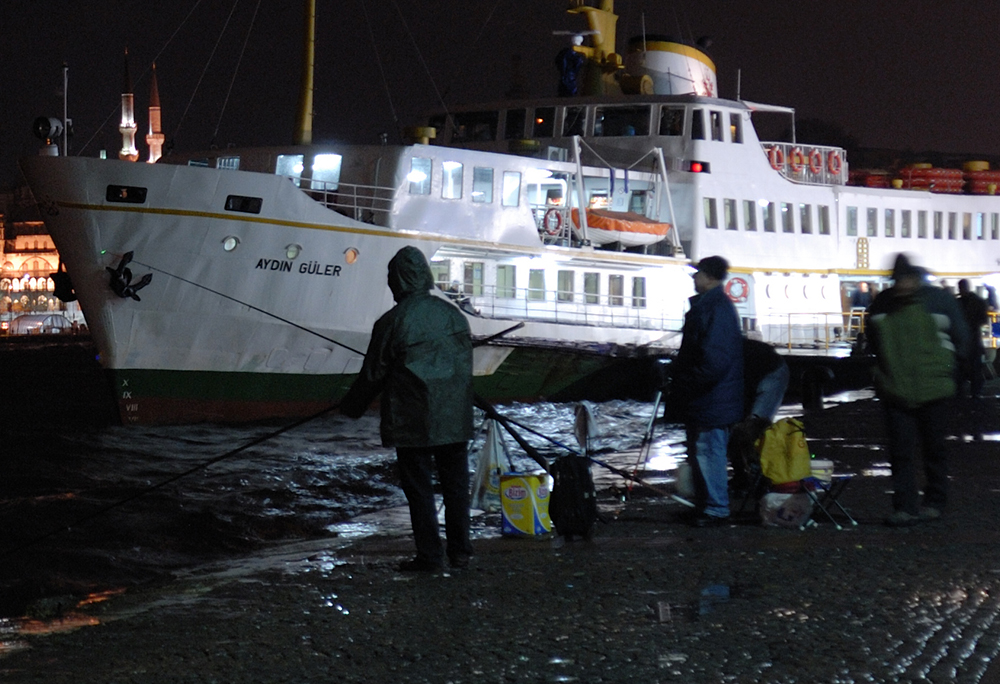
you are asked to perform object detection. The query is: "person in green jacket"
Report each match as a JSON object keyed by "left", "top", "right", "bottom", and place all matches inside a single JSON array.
[
  {"left": 340, "top": 246, "right": 475, "bottom": 571},
  {"left": 867, "top": 253, "right": 968, "bottom": 527}
]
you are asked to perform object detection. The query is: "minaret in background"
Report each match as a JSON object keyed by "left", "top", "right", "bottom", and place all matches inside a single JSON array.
[
  {"left": 119, "top": 48, "right": 139, "bottom": 161},
  {"left": 146, "top": 63, "right": 164, "bottom": 163}
]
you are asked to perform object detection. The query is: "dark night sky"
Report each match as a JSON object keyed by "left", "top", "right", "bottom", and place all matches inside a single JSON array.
[{"left": 2, "top": 1, "right": 999, "bottom": 191}]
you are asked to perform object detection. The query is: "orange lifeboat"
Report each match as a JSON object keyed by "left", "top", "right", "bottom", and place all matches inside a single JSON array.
[{"left": 571, "top": 208, "right": 672, "bottom": 247}]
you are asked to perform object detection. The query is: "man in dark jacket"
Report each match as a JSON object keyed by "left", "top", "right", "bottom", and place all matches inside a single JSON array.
[
  {"left": 868, "top": 254, "right": 968, "bottom": 527},
  {"left": 671, "top": 255, "right": 744, "bottom": 526},
  {"left": 956, "top": 278, "right": 989, "bottom": 399},
  {"left": 341, "top": 246, "right": 475, "bottom": 571}
]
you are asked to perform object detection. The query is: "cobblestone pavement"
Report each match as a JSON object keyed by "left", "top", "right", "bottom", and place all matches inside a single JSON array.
[{"left": 2, "top": 389, "right": 1000, "bottom": 683}]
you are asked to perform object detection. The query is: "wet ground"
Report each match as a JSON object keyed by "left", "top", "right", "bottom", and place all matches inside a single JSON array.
[{"left": 2, "top": 338, "right": 1000, "bottom": 682}]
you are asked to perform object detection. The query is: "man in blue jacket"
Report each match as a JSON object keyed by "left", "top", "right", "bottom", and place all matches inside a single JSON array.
[
  {"left": 341, "top": 246, "right": 475, "bottom": 570},
  {"left": 671, "top": 256, "right": 744, "bottom": 526}
]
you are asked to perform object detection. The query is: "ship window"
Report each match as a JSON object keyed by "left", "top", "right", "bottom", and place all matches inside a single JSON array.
[
  {"left": 528, "top": 269, "right": 545, "bottom": 300},
  {"left": 451, "top": 111, "right": 498, "bottom": 142},
  {"left": 976, "top": 213, "right": 985, "bottom": 239},
  {"left": 496, "top": 265, "right": 516, "bottom": 298},
  {"left": 743, "top": 200, "right": 757, "bottom": 231},
  {"left": 584, "top": 272, "right": 600, "bottom": 304},
  {"left": 884, "top": 209, "right": 894, "bottom": 238},
  {"left": 992, "top": 213, "right": 999, "bottom": 240},
  {"left": 464, "top": 261, "right": 484, "bottom": 295},
  {"left": 730, "top": 113, "right": 743, "bottom": 143},
  {"left": 866, "top": 208, "right": 877, "bottom": 237},
  {"left": 800, "top": 204, "right": 812, "bottom": 234},
  {"left": 631, "top": 277, "right": 647, "bottom": 309},
  {"left": 659, "top": 107, "right": 685, "bottom": 136},
  {"left": 948, "top": 212, "right": 957, "bottom": 239},
  {"left": 217, "top": 156, "right": 240, "bottom": 170},
  {"left": 187, "top": 158, "right": 210, "bottom": 167},
  {"left": 310, "top": 153, "right": 342, "bottom": 190},
  {"left": 594, "top": 105, "right": 650, "bottom": 137},
  {"left": 408, "top": 157, "right": 432, "bottom": 195},
  {"left": 846, "top": 206, "right": 858, "bottom": 236},
  {"left": 430, "top": 260, "right": 451, "bottom": 289},
  {"left": 609, "top": 275, "right": 624, "bottom": 306},
  {"left": 918, "top": 210, "right": 928, "bottom": 238},
  {"left": 105, "top": 185, "right": 147, "bottom": 204},
  {"left": 764, "top": 202, "right": 777, "bottom": 233},
  {"left": 962, "top": 212, "right": 972, "bottom": 240},
  {"left": 691, "top": 109, "right": 705, "bottom": 140},
  {"left": 724, "top": 199, "right": 738, "bottom": 230},
  {"left": 501, "top": 171, "right": 521, "bottom": 207},
  {"left": 563, "top": 106, "right": 586, "bottom": 136},
  {"left": 704, "top": 198, "right": 718, "bottom": 229},
  {"left": 589, "top": 192, "right": 609, "bottom": 209},
  {"left": 782, "top": 202, "right": 794, "bottom": 233},
  {"left": 557, "top": 270, "right": 574, "bottom": 302},
  {"left": 472, "top": 167, "right": 494, "bottom": 203},
  {"left": 818, "top": 205, "right": 831, "bottom": 235},
  {"left": 442, "top": 161, "right": 463, "bottom": 199},
  {"left": 504, "top": 109, "right": 527, "bottom": 139},
  {"left": 276, "top": 154, "right": 305, "bottom": 186},
  {"left": 710, "top": 111, "right": 723, "bottom": 141},
  {"left": 629, "top": 191, "right": 646, "bottom": 214},
  {"left": 224, "top": 195, "right": 262, "bottom": 214},
  {"left": 901, "top": 210, "right": 912, "bottom": 238},
  {"left": 933, "top": 211, "right": 943, "bottom": 239},
  {"left": 532, "top": 107, "right": 555, "bottom": 137}
]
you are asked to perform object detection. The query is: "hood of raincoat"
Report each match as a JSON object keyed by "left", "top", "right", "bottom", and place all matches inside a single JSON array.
[{"left": 388, "top": 246, "right": 435, "bottom": 302}]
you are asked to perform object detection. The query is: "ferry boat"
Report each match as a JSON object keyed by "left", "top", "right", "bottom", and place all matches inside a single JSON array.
[{"left": 19, "top": 0, "right": 1000, "bottom": 424}]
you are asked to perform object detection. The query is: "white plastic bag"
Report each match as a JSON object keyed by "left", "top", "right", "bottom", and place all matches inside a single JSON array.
[{"left": 759, "top": 492, "right": 814, "bottom": 528}]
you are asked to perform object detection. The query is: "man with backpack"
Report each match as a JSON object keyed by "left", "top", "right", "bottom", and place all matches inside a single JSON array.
[{"left": 867, "top": 254, "right": 968, "bottom": 527}]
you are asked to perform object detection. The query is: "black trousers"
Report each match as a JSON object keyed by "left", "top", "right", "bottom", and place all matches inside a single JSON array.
[
  {"left": 396, "top": 442, "right": 473, "bottom": 565},
  {"left": 883, "top": 398, "right": 948, "bottom": 515}
]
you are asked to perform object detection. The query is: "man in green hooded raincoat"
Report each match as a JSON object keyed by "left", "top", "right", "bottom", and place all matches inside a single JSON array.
[{"left": 340, "top": 246, "right": 475, "bottom": 571}]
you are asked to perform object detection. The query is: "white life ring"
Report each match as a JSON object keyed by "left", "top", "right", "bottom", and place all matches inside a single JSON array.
[
  {"left": 543, "top": 208, "right": 563, "bottom": 235},
  {"left": 725, "top": 276, "right": 749, "bottom": 303}
]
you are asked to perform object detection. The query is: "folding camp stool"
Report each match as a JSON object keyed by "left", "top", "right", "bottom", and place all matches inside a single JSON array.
[{"left": 799, "top": 475, "right": 857, "bottom": 530}]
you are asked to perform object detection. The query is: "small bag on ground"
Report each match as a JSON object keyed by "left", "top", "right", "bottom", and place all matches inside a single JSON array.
[{"left": 548, "top": 455, "right": 599, "bottom": 540}]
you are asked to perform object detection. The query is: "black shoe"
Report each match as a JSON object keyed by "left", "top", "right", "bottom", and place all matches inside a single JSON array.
[
  {"left": 449, "top": 554, "right": 471, "bottom": 569},
  {"left": 690, "top": 513, "right": 730, "bottom": 528},
  {"left": 398, "top": 558, "right": 443, "bottom": 573}
]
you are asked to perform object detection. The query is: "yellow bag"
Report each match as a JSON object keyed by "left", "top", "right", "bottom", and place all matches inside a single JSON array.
[{"left": 755, "top": 417, "right": 812, "bottom": 485}]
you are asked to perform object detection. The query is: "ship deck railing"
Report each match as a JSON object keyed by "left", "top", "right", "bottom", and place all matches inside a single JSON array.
[
  {"left": 291, "top": 177, "right": 395, "bottom": 224},
  {"left": 448, "top": 284, "right": 683, "bottom": 334},
  {"left": 759, "top": 141, "right": 848, "bottom": 186}
]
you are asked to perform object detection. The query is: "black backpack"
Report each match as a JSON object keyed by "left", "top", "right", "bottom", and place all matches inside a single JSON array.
[{"left": 549, "top": 456, "right": 599, "bottom": 540}]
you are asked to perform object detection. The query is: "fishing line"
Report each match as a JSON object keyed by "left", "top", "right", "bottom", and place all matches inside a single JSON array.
[{"left": 0, "top": 403, "right": 338, "bottom": 560}]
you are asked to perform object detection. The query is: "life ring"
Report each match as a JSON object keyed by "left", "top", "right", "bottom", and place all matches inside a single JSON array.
[
  {"left": 768, "top": 146, "right": 784, "bottom": 171},
  {"left": 724, "top": 276, "right": 749, "bottom": 303},
  {"left": 808, "top": 148, "right": 823, "bottom": 174},
  {"left": 543, "top": 208, "right": 563, "bottom": 235},
  {"left": 827, "top": 150, "right": 843, "bottom": 175},
  {"left": 789, "top": 147, "right": 806, "bottom": 173}
]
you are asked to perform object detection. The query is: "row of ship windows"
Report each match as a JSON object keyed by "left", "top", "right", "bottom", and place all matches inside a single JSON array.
[
  {"left": 703, "top": 198, "right": 1000, "bottom": 240},
  {"left": 434, "top": 105, "right": 741, "bottom": 144},
  {"left": 407, "top": 158, "right": 522, "bottom": 206},
  {"left": 845, "top": 207, "right": 1000, "bottom": 240},
  {"left": 431, "top": 261, "right": 649, "bottom": 308}
]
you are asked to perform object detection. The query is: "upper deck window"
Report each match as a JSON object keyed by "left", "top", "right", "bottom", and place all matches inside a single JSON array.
[
  {"left": 442, "top": 161, "right": 463, "bottom": 199},
  {"left": 217, "top": 156, "right": 240, "bottom": 170},
  {"left": 691, "top": 109, "right": 705, "bottom": 140},
  {"left": 532, "top": 107, "right": 555, "bottom": 137},
  {"left": 451, "top": 111, "right": 499, "bottom": 143},
  {"left": 310, "top": 153, "right": 342, "bottom": 190},
  {"left": 659, "top": 107, "right": 685, "bottom": 136},
  {"left": 710, "top": 111, "right": 723, "bottom": 141},
  {"left": 594, "top": 105, "right": 650, "bottom": 137},
  {"left": 504, "top": 109, "right": 526, "bottom": 139},
  {"left": 563, "top": 106, "right": 586, "bottom": 136},
  {"left": 730, "top": 113, "right": 743, "bottom": 143},
  {"left": 472, "top": 167, "right": 494, "bottom": 203},
  {"left": 276, "top": 154, "right": 304, "bottom": 186},
  {"left": 408, "top": 157, "right": 432, "bottom": 195},
  {"left": 502, "top": 171, "right": 521, "bottom": 207}
]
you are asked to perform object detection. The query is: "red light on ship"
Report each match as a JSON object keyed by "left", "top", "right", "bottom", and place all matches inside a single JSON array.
[{"left": 688, "top": 161, "right": 711, "bottom": 173}]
